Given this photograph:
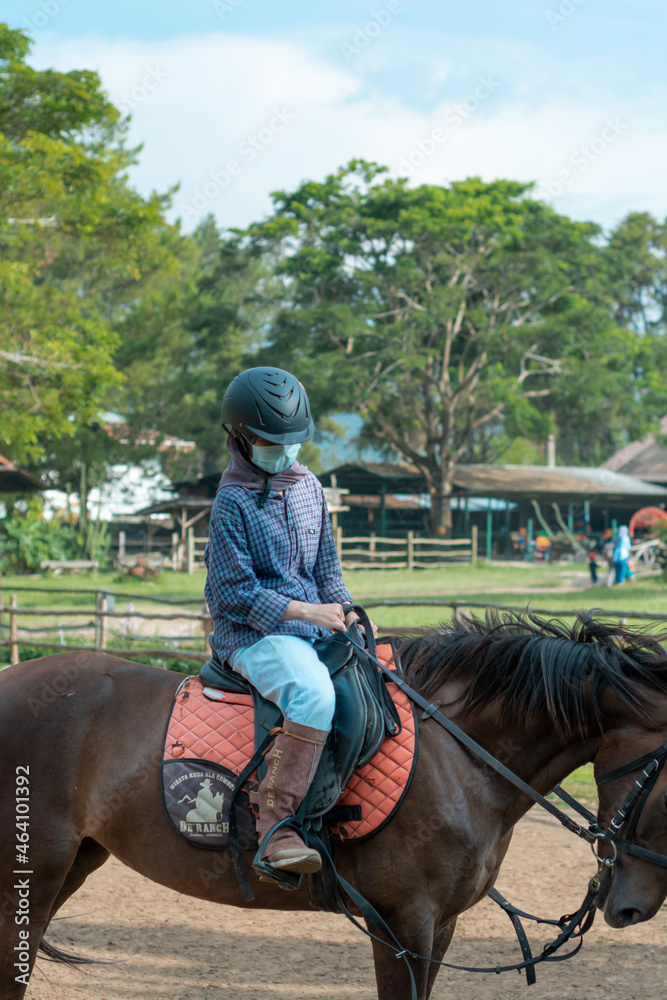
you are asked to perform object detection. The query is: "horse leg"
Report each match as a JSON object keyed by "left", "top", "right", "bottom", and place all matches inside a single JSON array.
[
  {"left": 45, "top": 837, "right": 110, "bottom": 927},
  {"left": 367, "top": 909, "right": 436, "bottom": 1000},
  {"left": 0, "top": 837, "right": 81, "bottom": 1000},
  {"left": 425, "top": 919, "right": 457, "bottom": 999}
]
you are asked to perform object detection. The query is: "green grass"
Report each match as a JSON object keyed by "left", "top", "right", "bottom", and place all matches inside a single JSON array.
[
  {"left": 349, "top": 561, "right": 577, "bottom": 596},
  {"left": 559, "top": 764, "right": 596, "bottom": 806},
  {"left": 0, "top": 569, "right": 208, "bottom": 611},
  {"left": 2, "top": 564, "right": 666, "bottom": 630}
]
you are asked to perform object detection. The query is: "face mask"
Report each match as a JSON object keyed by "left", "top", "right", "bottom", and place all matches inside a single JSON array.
[{"left": 252, "top": 442, "right": 301, "bottom": 474}]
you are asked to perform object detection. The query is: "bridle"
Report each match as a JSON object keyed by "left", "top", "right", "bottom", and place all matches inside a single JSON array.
[
  {"left": 594, "top": 738, "right": 667, "bottom": 870},
  {"left": 347, "top": 606, "right": 667, "bottom": 876},
  {"left": 259, "top": 607, "right": 667, "bottom": 995},
  {"left": 332, "top": 607, "right": 667, "bottom": 992}
]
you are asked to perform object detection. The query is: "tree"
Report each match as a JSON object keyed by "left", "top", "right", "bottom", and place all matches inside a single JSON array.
[
  {"left": 244, "top": 162, "right": 651, "bottom": 535},
  {"left": 0, "top": 25, "right": 180, "bottom": 472},
  {"left": 112, "top": 216, "right": 277, "bottom": 478}
]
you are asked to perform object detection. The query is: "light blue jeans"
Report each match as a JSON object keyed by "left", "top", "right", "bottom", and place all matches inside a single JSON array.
[{"left": 228, "top": 635, "right": 336, "bottom": 731}]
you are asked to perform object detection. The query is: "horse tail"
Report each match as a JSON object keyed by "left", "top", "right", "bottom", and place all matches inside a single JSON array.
[{"left": 38, "top": 938, "right": 114, "bottom": 967}]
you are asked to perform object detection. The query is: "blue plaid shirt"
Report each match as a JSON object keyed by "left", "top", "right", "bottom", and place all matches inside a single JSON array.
[{"left": 204, "top": 471, "right": 352, "bottom": 661}]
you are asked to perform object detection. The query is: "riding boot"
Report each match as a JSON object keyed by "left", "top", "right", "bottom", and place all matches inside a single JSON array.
[{"left": 256, "top": 719, "right": 328, "bottom": 874}]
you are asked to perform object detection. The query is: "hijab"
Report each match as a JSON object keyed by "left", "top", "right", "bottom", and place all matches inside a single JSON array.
[{"left": 218, "top": 433, "right": 308, "bottom": 505}]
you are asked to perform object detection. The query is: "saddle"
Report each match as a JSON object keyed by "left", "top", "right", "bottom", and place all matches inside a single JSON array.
[{"left": 198, "top": 614, "right": 401, "bottom": 822}]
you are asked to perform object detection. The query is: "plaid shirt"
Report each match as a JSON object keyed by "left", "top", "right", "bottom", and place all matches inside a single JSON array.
[{"left": 204, "top": 471, "right": 352, "bottom": 661}]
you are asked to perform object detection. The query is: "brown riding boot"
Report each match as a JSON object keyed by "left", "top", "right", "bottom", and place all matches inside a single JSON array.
[{"left": 256, "top": 720, "right": 328, "bottom": 874}]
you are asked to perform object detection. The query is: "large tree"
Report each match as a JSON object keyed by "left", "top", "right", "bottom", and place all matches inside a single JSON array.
[
  {"left": 111, "top": 216, "right": 277, "bottom": 479},
  {"left": 0, "top": 25, "right": 179, "bottom": 471},
  {"left": 244, "top": 162, "right": 662, "bottom": 534}
]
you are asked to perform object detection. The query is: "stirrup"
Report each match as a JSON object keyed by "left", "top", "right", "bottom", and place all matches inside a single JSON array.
[
  {"left": 252, "top": 817, "right": 307, "bottom": 891},
  {"left": 253, "top": 858, "right": 303, "bottom": 891}
]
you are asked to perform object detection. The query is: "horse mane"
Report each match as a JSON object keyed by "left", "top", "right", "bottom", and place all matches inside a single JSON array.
[{"left": 396, "top": 610, "right": 667, "bottom": 736}]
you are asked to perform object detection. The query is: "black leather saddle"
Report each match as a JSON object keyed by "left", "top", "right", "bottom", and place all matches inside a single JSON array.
[{"left": 198, "top": 609, "right": 401, "bottom": 822}]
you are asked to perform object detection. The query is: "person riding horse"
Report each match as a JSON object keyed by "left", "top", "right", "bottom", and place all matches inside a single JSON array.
[{"left": 204, "top": 367, "right": 377, "bottom": 878}]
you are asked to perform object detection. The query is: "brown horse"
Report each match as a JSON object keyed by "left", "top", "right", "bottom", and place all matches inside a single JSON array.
[{"left": 2, "top": 611, "right": 667, "bottom": 1000}]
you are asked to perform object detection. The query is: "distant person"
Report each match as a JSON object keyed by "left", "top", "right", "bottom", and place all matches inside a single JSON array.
[
  {"left": 612, "top": 525, "right": 632, "bottom": 585},
  {"left": 602, "top": 529, "right": 615, "bottom": 587},
  {"left": 588, "top": 548, "right": 598, "bottom": 585}
]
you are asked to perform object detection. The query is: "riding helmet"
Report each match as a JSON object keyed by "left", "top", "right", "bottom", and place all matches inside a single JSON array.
[{"left": 221, "top": 367, "right": 314, "bottom": 444}]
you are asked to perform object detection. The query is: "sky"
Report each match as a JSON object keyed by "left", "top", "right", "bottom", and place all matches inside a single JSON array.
[{"left": 4, "top": 0, "right": 667, "bottom": 235}]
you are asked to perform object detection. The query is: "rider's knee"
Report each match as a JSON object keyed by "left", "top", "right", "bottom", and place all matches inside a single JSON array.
[{"left": 290, "top": 680, "right": 335, "bottom": 730}]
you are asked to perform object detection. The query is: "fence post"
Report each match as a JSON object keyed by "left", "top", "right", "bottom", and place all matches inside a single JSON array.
[
  {"left": 10, "top": 594, "right": 18, "bottom": 665},
  {"left": 407, "top": 531, "right": 414, "bottom": 572},
  {"left": 471, "top": 525, "right": 478, "bottom": 565},
  {"left": 95, "top": 592, "right": 102, "bottom": 648},
  {"left": 118, "top": 530, "right": 126, "bottom": 560},
  {"left": 187, "top": 527, "right": 195, "bottom": 574},
  {"left": 336, "top": 526, "right": 343, "bottom": 563},
  {"left": 172, "top": 533, "right": 180, "bottom": 572},
  {"left": 486, "top": 511, "right": 493, "bottom": 562},
  {"left": 99, "top": 596, "right": 107, "bottom": 650},
  {"left": 202, "top": 601, "right": 213, "bottom": 656}
]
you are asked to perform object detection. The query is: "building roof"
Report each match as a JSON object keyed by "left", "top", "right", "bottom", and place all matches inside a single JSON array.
[
  {"left": 602, "top": 416, "right": 667, "bottom": 485},
  {"left": 319, "top": 462, "right": 428, "bottom": 494},
  {"left": 130, "top": 498, "right": 214, "bottom": 517},
  {"left": 319, "top": 461, "right": 667, "bottom": 506},
  {"left": 450, "top": 464, "right": 667, "bottom": 503},
  {"left": 0, "top": 453, "right": 46, "bottom": 492}
]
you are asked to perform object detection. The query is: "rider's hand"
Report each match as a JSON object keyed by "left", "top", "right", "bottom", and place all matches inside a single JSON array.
[
  {"left": 301, "top": 602, "right": 347, "bottom": 631},
  {"left": 345, "top": 609, "right": 379, "bottom": 639}
]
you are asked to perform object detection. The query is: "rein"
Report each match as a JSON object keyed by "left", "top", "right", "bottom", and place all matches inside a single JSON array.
[
  {"left": 345, "top": 605, "right": 667, "bottom": 872},
  {"left": 324, "top": 605, "right": 667, "bottom": 993}
]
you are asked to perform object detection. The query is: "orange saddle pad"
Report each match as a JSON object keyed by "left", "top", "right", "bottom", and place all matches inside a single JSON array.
[{"left": 162, "top": 650, "right": 417, "bottom": 845}]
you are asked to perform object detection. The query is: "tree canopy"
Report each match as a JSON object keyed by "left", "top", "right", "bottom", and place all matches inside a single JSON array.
[
  {"left": 241, "top": 162, "right": 667, "bottom": 533},
  {"left": 3, "top": 28, "right": 667, "bottom": 538},
  {"left": 0, "top": 24, "right": 179, "bottom": 467}
]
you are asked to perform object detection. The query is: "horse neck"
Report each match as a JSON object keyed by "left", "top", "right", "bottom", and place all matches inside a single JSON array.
[{"left": 431, "top": 689, "right": 601, "bottom": 828}]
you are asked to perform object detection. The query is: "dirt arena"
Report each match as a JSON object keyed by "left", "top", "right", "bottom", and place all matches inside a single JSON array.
[{"left": 26, "top": 810, "right": 665, "bottom": 1000}]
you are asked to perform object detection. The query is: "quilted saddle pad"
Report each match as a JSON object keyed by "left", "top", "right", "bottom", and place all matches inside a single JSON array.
[{"left": 161, "top": 653, "right": 417, "bottom": 847}]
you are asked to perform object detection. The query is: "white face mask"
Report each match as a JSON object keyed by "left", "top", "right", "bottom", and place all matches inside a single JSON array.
[{"left": 251, "top": 442, "right": 301, "bottom": 474}]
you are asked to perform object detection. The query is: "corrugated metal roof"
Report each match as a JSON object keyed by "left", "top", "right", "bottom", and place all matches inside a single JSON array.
[
  {"left": 0, "top": 454, "right": 46, "bottom": 492},
  {"left": 602, "top": 416, "right": 667, "bottom": 485},
  {"left": 320, "top": 461, "right": 667, "bottom": 504},
  {"left": 319, "top": 463, "right": 427, "bottom": 493},
  {"left": 450, "top": 464, "right": 667, "bottom": 501}
]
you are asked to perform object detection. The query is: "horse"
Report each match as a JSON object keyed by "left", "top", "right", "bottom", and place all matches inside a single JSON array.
[{"left": 1, "top": 610, "right": 667, "bottom": 1000}]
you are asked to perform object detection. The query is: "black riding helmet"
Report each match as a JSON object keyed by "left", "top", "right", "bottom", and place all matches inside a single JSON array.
[{"left": 221, "top": 367, "right": 314, "bottom": 445}]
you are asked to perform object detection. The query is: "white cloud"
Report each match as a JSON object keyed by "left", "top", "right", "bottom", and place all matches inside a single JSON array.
[{"left": 30, "top": 29, "right": 667, "bottom": 233}]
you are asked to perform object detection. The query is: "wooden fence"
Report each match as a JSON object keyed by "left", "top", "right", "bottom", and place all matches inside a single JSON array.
[
  {"left": 336, "top": 527, "right": 477, "bottom": 570},
  {"left": 136, "top": 527, "right": 480, "bottom": 573},
  {"left": 3, "top": 580, "right": 666, "bottom": 668},
  {"left": 0, "top": 590, "right": 212, "bottom": 667}
]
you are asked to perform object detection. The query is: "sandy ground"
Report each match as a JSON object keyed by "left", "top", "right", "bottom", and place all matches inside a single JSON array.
[{"left": 26, "top": 811, "right": 666, "bottom": 1000}]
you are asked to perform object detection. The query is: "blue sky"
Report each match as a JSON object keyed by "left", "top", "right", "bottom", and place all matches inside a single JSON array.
[{"left": 4, "top": 0, "right": 667, "bottom": 234}]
